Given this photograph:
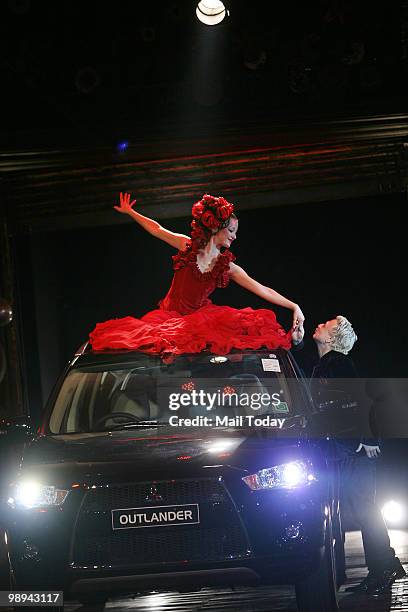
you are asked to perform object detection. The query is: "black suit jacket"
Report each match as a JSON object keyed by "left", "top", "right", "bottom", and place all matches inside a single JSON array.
[{"left": 293, "top": 348, "right": 378, "bottom": 455}]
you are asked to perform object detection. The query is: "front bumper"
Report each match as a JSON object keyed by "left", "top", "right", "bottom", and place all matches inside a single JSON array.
[{"left": 6, "top": 476, "right": 328, "bottom": 596}]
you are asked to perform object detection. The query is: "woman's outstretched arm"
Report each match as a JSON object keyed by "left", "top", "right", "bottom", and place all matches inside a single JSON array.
[
  {"left": 114, "top": 192, "right": 190, "bottom": 250},
  {"left": 229, "top": 262, "right": 305, "bottom": 329}
]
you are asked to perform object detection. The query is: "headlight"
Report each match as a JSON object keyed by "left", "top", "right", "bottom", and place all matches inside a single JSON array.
[
  {"left": 8, "top": 481, "right": 69, "bottom": 509},
  {"left": 381, "top": 500, "right": 405, "bottom": 525},
  {"left": 242, "top": 461, "right": 316, "bottom": 491}
]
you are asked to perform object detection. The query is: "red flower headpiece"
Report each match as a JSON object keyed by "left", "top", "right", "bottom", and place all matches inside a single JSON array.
[
  {"left": 172, "top": 194, "right": 236, "bottom": 274},
  {"left": 190, "top": 194, "right": 235, "bottom": 249}
]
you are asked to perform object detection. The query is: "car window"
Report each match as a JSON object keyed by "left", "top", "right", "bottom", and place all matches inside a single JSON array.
[{"left": 48, "top": 351, "right": 308, "bottom": 434}]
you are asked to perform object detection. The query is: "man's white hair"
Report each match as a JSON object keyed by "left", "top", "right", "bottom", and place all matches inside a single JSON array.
[{"left": 330, "top": 315, "right": 357, "bottom": 355}]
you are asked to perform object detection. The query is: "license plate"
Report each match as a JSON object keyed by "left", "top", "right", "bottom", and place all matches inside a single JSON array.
[{"left": 111, "top": 504, "right": 200, "bottom": 530}]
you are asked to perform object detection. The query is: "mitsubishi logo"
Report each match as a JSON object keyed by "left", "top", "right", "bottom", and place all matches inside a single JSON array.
[{"left": 145, "top": 483, "right": 164, "bottom": 503}]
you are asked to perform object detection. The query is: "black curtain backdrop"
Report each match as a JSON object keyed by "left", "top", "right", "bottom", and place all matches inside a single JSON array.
[{"left": 16, "top": 193, "right": 405, "bottom": 418}]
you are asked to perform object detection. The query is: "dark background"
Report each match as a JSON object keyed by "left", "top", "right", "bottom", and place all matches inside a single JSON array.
[{"left": 1, "top": 0, "right": 406, "bottom": 143}]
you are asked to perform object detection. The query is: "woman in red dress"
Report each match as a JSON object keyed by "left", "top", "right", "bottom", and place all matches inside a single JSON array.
[{"left": 89, "top": 192, "right": 305, "bottom": 355}]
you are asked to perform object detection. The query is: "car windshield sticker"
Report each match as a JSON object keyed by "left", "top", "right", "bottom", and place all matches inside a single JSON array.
[
  {"left": 261, "top": 358, "right": 281, "bottom": 372},
  {"left": 273, "top": 401, "right": 289, "bottom": 412}
]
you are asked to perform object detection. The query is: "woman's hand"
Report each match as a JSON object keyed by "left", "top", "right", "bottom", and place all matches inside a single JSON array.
[
  {"left": 114, "top": 192, "right": 136, "bottom": 215},
  {"left": 113, "top": 192, "right": 190, "bottom": 250},
  {"left": 292, "top": 304, "right": 305, "bottom": 329}
]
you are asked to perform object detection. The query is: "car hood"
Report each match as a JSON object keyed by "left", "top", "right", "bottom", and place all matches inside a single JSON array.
[{"left": 20, "top": 426, "right": 305, "bottom": 487}]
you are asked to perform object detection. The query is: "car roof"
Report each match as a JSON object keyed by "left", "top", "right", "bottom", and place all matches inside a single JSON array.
[{"left": 71, "top": 343, "right": 291, "bottom": 369}]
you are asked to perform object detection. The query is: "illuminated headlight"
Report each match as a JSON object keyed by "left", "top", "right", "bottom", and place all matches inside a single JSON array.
[
  {"left": 242, "top": 461, "right": 316, "bottom": 491},
  {"left": 8, "top": 481, "right": 69, "bottom": 509},
  {"left": 381, "top": 500, "right": 405, "bottom": 525}
]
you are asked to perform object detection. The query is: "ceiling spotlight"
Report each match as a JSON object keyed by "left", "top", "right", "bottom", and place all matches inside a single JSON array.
[
  {"left": 196, "top": 0, "right": 228, "bottom": 26},
  {"left": 117, "top": 141, "right": 129, "bottom": 153}
]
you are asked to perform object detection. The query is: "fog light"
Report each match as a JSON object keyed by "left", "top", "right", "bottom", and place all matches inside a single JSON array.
[{"left": 381, "top": 500, "right": 405, "bottom": 525}]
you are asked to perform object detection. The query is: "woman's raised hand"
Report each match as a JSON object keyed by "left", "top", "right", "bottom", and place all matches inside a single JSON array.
[{"left": 114, "top": 192, "right": 136, "bottom": 215}]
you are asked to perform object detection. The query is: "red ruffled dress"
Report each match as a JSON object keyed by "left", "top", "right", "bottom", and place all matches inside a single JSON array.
[{"left": 89, "top": 246, "right": 292, "bottom": 355}]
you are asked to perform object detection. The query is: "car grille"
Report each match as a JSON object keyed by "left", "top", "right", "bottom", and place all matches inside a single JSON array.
[{"left": 71, "top": 478, "right": 249, "bottom": 568}]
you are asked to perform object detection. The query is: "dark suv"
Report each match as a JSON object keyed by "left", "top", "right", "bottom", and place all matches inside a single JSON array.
[{"left": 1, "top": 346, "right": 341, "bottom": 611}]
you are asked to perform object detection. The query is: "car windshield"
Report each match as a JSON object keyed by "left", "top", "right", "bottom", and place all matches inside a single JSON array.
[{"left": 48, "top": 351, "right": 310, "bottom": 434}]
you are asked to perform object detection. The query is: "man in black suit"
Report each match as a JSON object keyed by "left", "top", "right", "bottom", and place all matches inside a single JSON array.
[{"left": 292, "top": 316, "right": 406, "bottom": 596}]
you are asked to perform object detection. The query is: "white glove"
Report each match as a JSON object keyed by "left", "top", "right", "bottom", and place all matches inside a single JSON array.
[{"left": 355, "top": 443, "right": 381, "bottom": 458}]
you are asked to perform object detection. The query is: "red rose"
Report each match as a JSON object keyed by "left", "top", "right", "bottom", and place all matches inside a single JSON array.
[
  {"left": 216, "top": 203, "right": 233, "bottom": 220},
  {"left": 213, "top": 197, "right": 234, "bottom": 221},
  {"left": 202, "top": 194, "right": 215, "bottom": 205},
  {"left": 201, "top": 210, "right": 219, "bottom": 230},
  {"left": 192, "top": 202, "right": 205, "bottom": 219}
]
